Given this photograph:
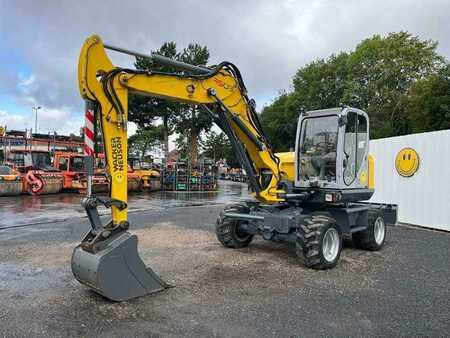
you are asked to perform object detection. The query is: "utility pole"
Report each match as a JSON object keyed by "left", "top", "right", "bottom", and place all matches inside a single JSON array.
[{"left": 32, "top": 106, "right": 41, "bottom": 133}]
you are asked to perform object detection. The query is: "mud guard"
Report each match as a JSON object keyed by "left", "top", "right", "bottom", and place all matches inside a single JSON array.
[{"left": 71, "top": 231, "right": 168, "bottom": 301}]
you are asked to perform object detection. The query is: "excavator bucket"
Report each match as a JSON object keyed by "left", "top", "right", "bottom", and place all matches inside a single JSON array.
[{"left": 71, "top": 231, "right": 168, "bottom": 301}]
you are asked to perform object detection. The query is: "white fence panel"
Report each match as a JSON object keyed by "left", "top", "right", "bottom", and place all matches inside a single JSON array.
[{"left": 369, "top": 129, "right": 450, "bottom": 231}]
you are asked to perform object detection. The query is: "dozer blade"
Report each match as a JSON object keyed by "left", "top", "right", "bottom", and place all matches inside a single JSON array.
[{"left": 71, "top": 231, "right": 168, "bottom": 301}]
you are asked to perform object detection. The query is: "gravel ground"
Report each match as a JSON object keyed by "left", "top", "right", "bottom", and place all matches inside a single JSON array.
[{"left": 0, "top": 197, "right": 449, "bottom": 337}]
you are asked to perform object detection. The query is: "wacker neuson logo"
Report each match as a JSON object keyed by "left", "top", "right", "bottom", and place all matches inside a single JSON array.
[{"left": 111, "top": 136, "right": 124, "bottom": 173}]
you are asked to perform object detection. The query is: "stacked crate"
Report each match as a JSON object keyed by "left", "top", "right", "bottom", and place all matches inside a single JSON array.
[{"left": 162, "top": 160, "right": 218, "bottom": 191}]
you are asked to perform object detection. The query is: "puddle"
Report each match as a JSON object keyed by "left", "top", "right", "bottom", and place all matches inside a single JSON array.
[{"left": 0, "top": 181, "right": 249, "bottom": 228}]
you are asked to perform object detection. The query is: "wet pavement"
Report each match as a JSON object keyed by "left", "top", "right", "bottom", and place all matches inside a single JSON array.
[
  {"left": 0, "top": 180, "right": 249, "bottom": 228},
  {"left": 0, "top": 180, "right": 449, "bottom": 337}
]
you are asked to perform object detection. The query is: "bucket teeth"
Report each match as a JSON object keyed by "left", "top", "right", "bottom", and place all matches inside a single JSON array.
[{"left": 71, "top": 231, "right": 168, "bottom": 301}]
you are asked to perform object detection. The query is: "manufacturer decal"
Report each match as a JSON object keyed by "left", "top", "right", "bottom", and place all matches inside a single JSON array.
[
  {"left": 111, "top": 136, "right": 124, "bottom": 173},
  {"left": 213, "top": 78, "right": 233, "bottom": 91}
]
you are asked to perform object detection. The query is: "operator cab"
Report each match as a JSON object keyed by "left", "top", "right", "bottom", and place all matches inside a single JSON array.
[
  {"left": 295, "top": 107, "right": 372, "bottom": 200},
  {"left": 7, "top": 150, "right": 57, "bottom": 173}
]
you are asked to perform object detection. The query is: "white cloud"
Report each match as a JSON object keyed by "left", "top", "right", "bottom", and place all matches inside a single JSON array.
[
  {"left": 0, "top": 0, "right": 449, "bottom": 135},
  {"left": 18, "top": 73, "right": 36, "bottom": 89},
  {"left": 128, "top": 122, "right": 138, "bottom": 136},
  {"left": 0, "top": 109, "right": 28, "bottom": 130},
  {"left": 0, "top": 107, "right": 83, "bottom": 136}
]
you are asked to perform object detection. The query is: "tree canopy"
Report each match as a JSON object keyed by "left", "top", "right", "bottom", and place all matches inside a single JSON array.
[
  {"left": 402, "top": 64, "right": 450, "bottom": 133},
  {"left": 172, "top": 44, "right": 212, "bottom": 164},
  {"left": 261, "top": 32, "right": 447, "bottom": 151},
  {"left": 200, "top": 131, "right": 239, "bottom": 167},
  {"left": 128, "top": 126, "right": 164, "bottom": 160},
  {"left": 129, "top": 42, "right": 181, "bottom": 160},
  {"left": 129, "top": 42, "right": 211, "bottom": 163}
]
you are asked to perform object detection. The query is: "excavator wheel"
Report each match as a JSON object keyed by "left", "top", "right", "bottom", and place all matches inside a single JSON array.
[
  {"left": 353, "top": 209, "right": 386, "bottom": 251},
  {"left": 216, "top": 204, "right": 254, "bottom": 248},
  {"left": 295, "top": 215, "right": 342, "bottom": 269}
]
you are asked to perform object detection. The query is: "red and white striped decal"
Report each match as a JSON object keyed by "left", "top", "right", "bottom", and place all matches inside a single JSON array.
[{"left": 84, "top": 109, "right": 95, "bottom": 156}]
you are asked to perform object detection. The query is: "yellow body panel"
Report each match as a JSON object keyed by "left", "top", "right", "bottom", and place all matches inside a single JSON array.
[
  {"left": 78, "top": 35, "right": 284, "bottom": 225},
  {"left": 133, "top": 169, "right": 160, "bottom": 189},
  {"left": 275, "top": 152, "right": 295, "bottom": 181},
  {"left": 368, "top": 154, "right": 375, "bottom": 190}
]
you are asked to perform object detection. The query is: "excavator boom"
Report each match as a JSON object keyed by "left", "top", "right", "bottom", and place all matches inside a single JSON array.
[{"left": 72, "top": 35, "right": 285, "bottom": 300}]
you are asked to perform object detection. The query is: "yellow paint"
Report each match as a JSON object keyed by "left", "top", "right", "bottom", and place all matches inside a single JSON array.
[
  {"left": 133, "top": 168, "right": 160, "bottom": 189},
  {"left": 78, "top": 35, "right": 285, "bottom": 225},
  {"left": 115, "top": 172, "right": 125, "bottom": 183},
  {"left": 275, "top": 152, "right": 295, "bottom": 181},
  {"left": 395, "top": 148, "right": 419, "bottom": 177},
  {"left": 359, "top": 170, "right": 368, "bottom": 186},
  {"left": 368, "top": 154, "right": 374, "bottom": 189}
]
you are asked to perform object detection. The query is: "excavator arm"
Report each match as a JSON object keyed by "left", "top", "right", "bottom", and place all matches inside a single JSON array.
[
  {"left": 79, "top": 35, "right": 284, "bottom": 226},
  {"left": 72, "top": 35, "right": 285, "bottom": 301}
]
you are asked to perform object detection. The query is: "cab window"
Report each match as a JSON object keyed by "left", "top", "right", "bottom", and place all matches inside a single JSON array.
[
  {"left": 12, "top": 153, "right": 25, "bottom": 167},
  {"left": 58, "top": 157, "right": 68, "bottom": 171},
  {"left": 298, "top": 115, "right": 338, "bottom": 182},
  {"left": 70, "top": 157, "right": 84, "bottom": 172},
  {"left": 343, "top": 112, "right": 367, "bottom": 185},
  {"left": 356, "top": 114, "right": 367, "bottom": 171},
  {"left": 0, "top": 165, "right": 12, "bottom": 175}
]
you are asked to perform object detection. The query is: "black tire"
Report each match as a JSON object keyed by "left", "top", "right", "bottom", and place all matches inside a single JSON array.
[
  {"left": 216, "top": 204, "right": 254, "bottom": 248},
  {"left": 353, "top": 210, "right": 386, "bottom": 251},
  {"left": 296, "top": 215, "right": 342, "bottom": 269}
]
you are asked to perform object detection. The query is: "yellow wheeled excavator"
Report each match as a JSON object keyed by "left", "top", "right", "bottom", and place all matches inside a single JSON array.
[{"left": 72, "top": 35, "right": 397, "bottom": 301}]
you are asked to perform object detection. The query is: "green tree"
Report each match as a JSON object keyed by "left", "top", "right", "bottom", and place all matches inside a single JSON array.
[
  {"left": 200, "top": 131, "right": 239, "bottom": 167},
  {"left": 174, "top": 131, "right": 189, "bottom": 160},
  {"left": 128, "top": 126, "right": 164, "bottom": 160},
  {"left": 173, "top": 44, "right": 212, "bottom": 164},
  {"left": 261, "top": 31, "right": 445, "bottom": 151},
  {"left": 129, "top": 42, "right": 211, "bottom": 163},
  {"left": 404, "top": 64, "right": 450, "bottom": 133},
  {"left": 344, "top": 31, "right": 444, "bottom": 137},
  {"left": 292, "top": 52, "right": 350, "bottom": 111},
  {"left": 260, "top": 92, "right": 298, "bottom": 151},
  {"left": 130, "top": 42, "right": 181, "bottom": 160}
]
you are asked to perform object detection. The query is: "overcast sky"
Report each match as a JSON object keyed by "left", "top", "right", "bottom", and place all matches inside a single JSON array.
[{"left": 0, "top": 0, "right": 449, "bottom": 136}]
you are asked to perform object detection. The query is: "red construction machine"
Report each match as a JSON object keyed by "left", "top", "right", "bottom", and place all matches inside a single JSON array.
[
  {"left": 6, "top": 150, "right": 63, "bottom": 195},
  {"left": 53, "top": 151, "right": 109, "bottom": 193}
]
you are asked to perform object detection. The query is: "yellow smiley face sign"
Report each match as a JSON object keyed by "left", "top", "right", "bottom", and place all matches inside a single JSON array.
[{"left": 395, "top": 148, "right": 419, "bottom": 177}]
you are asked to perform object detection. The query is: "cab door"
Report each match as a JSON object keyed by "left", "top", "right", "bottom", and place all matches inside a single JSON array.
[
  {"left": 58, "top": 156, "right": 68, "bottom": 171},
  {"left": 341, "top": 110, "right": 369, "bottom": 189},
  {"left": 57, "top": 156, "right": 71, "bottom": 189}
]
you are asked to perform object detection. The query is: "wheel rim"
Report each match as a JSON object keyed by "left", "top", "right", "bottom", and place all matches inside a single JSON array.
[
  {"left": 322, "top": 228, "right": 340, "bottom": 262},
  {"left": 235, "top": 222, "right": 251, "bottom": 242},
  {"left": 374, "top": 217, "right": 385, "bottom": 245}
]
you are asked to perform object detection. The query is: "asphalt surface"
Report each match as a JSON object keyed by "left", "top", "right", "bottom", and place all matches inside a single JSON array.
[
  {"left": 0, "top": 181, "right": 449, "bottom": 337},
  {"left": 0, "top": 181, "right": 249, "bottom": 228}
]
